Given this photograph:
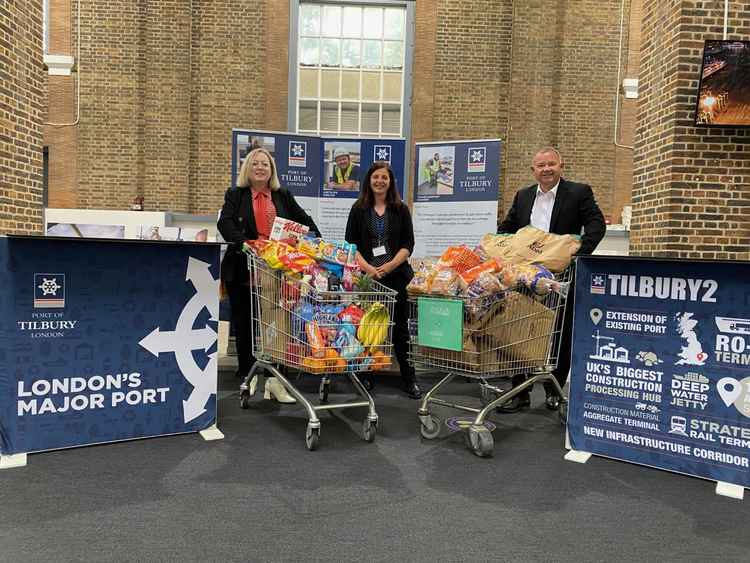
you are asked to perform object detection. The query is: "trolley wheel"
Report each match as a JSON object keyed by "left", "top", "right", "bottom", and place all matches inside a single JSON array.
[
  {"left": 362, "top": 419, "right": 378, "bottom": 443},
  {"left": 419, "top": 414, "right": 442, "bottom": 440},
  {"left": 239, "top": 390, "right": 250, "bottom": 409},
  {"left": 319, "top": 382, "right": 330, "bottom": 404},
  {"left": 305, "top": 426, "right": 320, "bottom": 451},
  {"left": 466, "top": 425, "right": 494, "bottom": 458},
  {"left": 558, "top": 399, "right": 568, "bottom": 426}
]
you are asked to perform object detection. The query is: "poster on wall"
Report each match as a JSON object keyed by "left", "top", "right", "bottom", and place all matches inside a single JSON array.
[
  {"left": 318, "top": 137, "right": 406, "bottom": 241},
  {"left": 411, "top": 139, "right": 501, "bottom": 257},
  {"left": 232, "top": 130, "right": 322, "bottom": 225},
  {"left": 0, "top": 237, "right": 220, "bottom": 455},
  {"left": 231, "top": 129, "right": 405, "bottom": 241},
  {"left": 568, "top": 256, "right": 750, "bottom": 489}
]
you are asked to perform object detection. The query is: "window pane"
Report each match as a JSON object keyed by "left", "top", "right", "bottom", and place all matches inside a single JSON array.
[
  {"left": 299, "top": 100, "right": 318, "bottom": 130},
  {"left": 361, "top": 103, "right": 379, "bottom": 132},
  {"left": 362, "top": 8, "right": 382, "bottom": 39},
  {"left": 300, "top": 37, "right": 319, "bottom": 66},
  {"left": 383, "top": 9, "right": 404, "bottom": 39},
  {"left": 383, "top": 41, "right": 403, "bottom": 69},
  {"left": 299, "top": 68, "right": 319, "bottom": 98},
  {"left": 342, "top": 39, "right": 360, "bottom": 68},
  {"left": 321, "top": 38, "right": 340, "bottom": 66},
  {"left": 320, "top": 101, "right": 339, "bottom": 131},
  {"left": 362, "top": 41, "right": 381, "bottom": 68},
  {"left": 321, "top": 69, "right": 340, "bottom": 98},
  {"left": 341, "top": 102, "right": 358, "bottom": 131},
  {"left": 342, "top": 70, "right": 360, "bottom": 99},
  {"left": 322, "top": 5, "right": 341, "bottom": 37},
  {"left": 300, "top": 4, "right": 320, "bottom": 36},
  {"left": 342, "top": 6, "right": 362, "bottom": 38},
  {"left": 382, "top": 104, "right": 401, "bottom": 134},
  {"left": 362, "top": 71, "right": 380, "bottom": 100},
  {"left": 382, "top": 72, "right": 401, "bottom": 101}
]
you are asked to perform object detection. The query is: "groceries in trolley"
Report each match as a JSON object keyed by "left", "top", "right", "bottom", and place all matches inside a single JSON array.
[
  {"left": 407, "top": 226, "right": 579, "bottom": 301},
  {"left": 407, "top": 229, "right": 576, "bottom": 376},
  {"left": 243, "top": 229, "right": 395, "bottom": 376}
]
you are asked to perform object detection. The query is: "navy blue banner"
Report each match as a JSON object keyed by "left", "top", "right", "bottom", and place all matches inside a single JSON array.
[
  {"left": 232, "top": 131, "right": 321, "bottom": 199},
  {"left": 413, "top": 141, "right": 500, "bottom": 203},
  {"left": 0, "top": 237, "right": 220, "bottom": 455},
  {"left": 411, "top": 139, "right": 501, "bottom": 257},
  {"left": 568, "top": 256, "right": 750, "bottom": 488}
]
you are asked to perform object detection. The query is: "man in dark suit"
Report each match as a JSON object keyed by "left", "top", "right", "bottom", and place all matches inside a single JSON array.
[{"left": 497, "top": 147, "right": 605, "bottom": 412}]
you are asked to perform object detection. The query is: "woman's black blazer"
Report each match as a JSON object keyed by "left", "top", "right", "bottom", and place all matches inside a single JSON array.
[
  {"left": 344, "top": 202, "right": 415, "bottom": 283},
  {"left": 217, "top": 187, "right": 320, "bottom": 283}
]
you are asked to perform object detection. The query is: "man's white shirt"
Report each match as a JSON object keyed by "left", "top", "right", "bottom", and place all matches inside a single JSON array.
[{"left": 529, "top": 182, "right": 559, "bottom": 233}]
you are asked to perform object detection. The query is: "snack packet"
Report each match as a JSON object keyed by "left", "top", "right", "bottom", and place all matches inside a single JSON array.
[{"left": 437, "top": 245, "right": 482, "bottom": 274}]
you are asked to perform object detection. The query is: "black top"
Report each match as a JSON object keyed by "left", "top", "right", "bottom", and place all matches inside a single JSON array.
[
  {"left": 497, "top": 178, "right": 606, "bottom": 255},
  {"left": 368, "top": 208, "right": 392, "bottom": 267},
  {"left": 345, "top": 202, "right": 415, "bottom": 283},
  {"left": 217, "top": 186, "right": 320, "bottom": 283}
]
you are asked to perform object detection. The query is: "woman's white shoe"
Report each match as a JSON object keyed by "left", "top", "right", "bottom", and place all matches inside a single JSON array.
[
  {"left": 264, "top": 377, "right": 297, "bottom": 404},
  {"left": 248, "top": 375, "right": 258, "bottom": 397}
]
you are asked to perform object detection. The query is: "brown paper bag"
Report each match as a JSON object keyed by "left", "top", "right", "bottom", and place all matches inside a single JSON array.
[{"left": 505, "top": 226, "right": 581, "bottom": 272}]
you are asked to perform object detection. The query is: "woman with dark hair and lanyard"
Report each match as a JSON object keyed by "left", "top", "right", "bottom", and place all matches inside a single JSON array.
[
  {"left": 218, "top": 147, "right": 320, "bottom": 403},
  {"left": 344, "top": 161, "right": 421, "bottom": 399}
]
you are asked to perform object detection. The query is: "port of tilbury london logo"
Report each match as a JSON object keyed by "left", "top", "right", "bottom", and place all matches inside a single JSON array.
[
  {"left": 289, "top": 141, "right": 307, "bottom": 167},
  {"left": 467, "top": 147, "right": 486, "bottom": 173},
  {"left": 590, "top": 273, "right": 606, "bottom": 295},
  {"left": 374, "top": 145, "right": 392, "bottom": 163},
  {"left": 34, "top": 273, "right": 65, "bottom": 308}
]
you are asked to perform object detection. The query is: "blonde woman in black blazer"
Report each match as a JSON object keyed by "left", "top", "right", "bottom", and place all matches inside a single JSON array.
[
  {"left": 218, "top": 147, "right": 320, "bottom": 402},
  {"left": 344, "top": 161, "right": 421, "bottom": 399}
]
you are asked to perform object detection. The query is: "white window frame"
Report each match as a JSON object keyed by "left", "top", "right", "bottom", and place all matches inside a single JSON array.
[{"left": 288, "top": 0, "right": 415, "bottom": 142}]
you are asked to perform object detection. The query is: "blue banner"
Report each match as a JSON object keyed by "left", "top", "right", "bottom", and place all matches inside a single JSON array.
[
  {"left": 231, "top": 129, "right": 406, "bottom": 240},
  {"left": 411, "top": 139, "right": 501, "bottom": 257},
  {"left": 568, "top": 256, "right": 750, "bottom": 488},
  {"left": 0, "top": 237, "right": 220, "bottom": 455}
]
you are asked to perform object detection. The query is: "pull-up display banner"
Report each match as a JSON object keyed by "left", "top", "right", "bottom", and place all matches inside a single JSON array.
[
  {"left": 231, "top": 129, "right": 406, "bottom": 241},
  {"left": 411, "top": 139, "right": 501, "bottom": 258},
  {"left": 568, "top": 256, "right": 750, "bottom": 489},
  {"left": 0, "top": 236, "right": 220, "bottom": 455}
]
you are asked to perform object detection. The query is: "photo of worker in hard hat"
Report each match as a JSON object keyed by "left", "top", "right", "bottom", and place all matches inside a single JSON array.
[
  {"left": 325, "top": 143, "right": 362, "bottom": 192},
  {"left": 416, "top": 145, "right": 454, "bottom": 197}
]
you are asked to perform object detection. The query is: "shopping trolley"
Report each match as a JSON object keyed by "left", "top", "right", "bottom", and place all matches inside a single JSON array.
[
  {"left": 408, "top": 267, "right": 573, "bottom": 457},
  {"left": 239, "top": 253, "right": 397, "bottom": 451}
]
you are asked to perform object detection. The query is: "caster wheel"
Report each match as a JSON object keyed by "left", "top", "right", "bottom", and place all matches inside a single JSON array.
[
  {"left": 305, "top": 426, "right": 320, "bottom": 451},
  {"left": 466, "top": 426, "right": 494, "bottom": 458},
  {"left": 362, "top": 419, "right": 377, "bottom": 442},
  {"left": 240, "top": 390, "right": 250, "bottom": 409},
  {"left": 419, "top": 414, "right": 442, "bottom": 440},
  {"left": 558, "top": 399, "right": 568, "bottom": 426}
]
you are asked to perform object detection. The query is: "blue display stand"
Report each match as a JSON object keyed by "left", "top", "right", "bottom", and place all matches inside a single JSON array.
[
  {"left": 566, "top": 255, "right": 750, "bottom": 499},
  {"left": 0, "top": 236, "right": 223, "bottom": 467}
]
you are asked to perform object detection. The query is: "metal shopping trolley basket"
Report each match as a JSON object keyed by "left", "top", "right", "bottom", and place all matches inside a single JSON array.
[
  {"left": 408, "top": 266, "right": 573, "bottom": 457},
  {"left": 239, "top": 253, "right": 397, "bottom": 451}
]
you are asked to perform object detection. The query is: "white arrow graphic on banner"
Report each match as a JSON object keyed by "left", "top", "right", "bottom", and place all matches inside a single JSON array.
[{"left": 139, "top": 256, "right": 219, "bottom": 423}]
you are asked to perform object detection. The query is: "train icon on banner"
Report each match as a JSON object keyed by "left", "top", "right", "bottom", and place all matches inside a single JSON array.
[{"left": 34, "top": 273, "right": 65, "bottom": 308}]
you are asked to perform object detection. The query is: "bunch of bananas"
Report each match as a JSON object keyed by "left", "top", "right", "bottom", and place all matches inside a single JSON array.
[{"left": 357, "top": 302, "right": 390, "bottom": 347}]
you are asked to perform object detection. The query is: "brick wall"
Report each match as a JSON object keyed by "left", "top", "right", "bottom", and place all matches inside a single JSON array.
[
  {"left": 1, "top": 1, "right": 45, "bottom": 234},
  {"left": 45, "top": 0, "right": 77, "bottom": 209},
  {"left": 51, "top": 0, "right": 638, "bottom": 222},
  {"left": 74, "top": 1, "right": 268, "bottom": 214},
  {"left": 631, "top": 0, "right": 750, "bottom": 260},
  {"left": 410, "top": 0, "right": 632, "bottom": 224}
]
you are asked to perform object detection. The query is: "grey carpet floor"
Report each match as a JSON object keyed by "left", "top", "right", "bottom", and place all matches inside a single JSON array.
[{"left": 1, "top": 370, "right": 747, "bottom": 562}]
